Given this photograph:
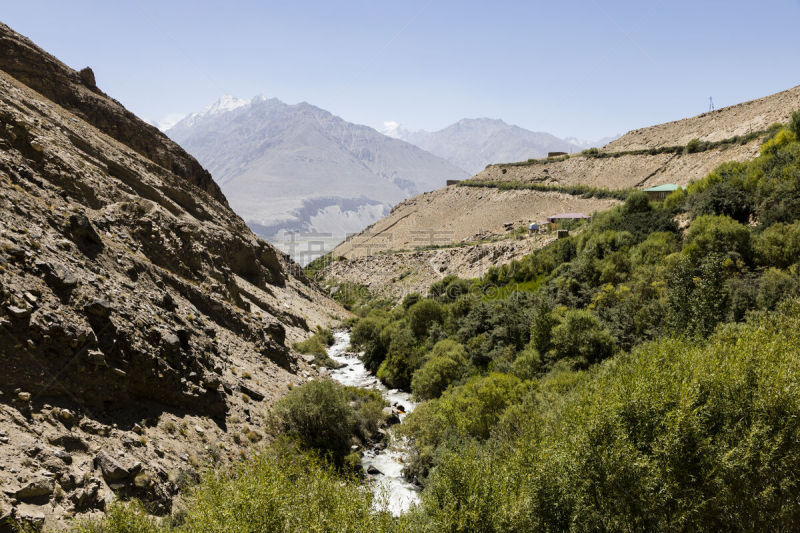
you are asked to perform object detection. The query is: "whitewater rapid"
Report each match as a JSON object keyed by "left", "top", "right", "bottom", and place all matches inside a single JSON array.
[{"left": 326, "top": 330, "right": 420, "bottom": 515}]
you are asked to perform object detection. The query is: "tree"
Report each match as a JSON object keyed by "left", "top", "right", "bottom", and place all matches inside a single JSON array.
[
  {"left": 686, "top": 181, "right": 753, "bottom": 223},
  {"left": 683, "top": 214, "right": 751, "bottom": 263},
  {"left": 548, "top": 309, "right": 616, "bottom": 367},
  {"left": 408, "top": 299, "right": 445, "bottom": 338},
  {"left": 411, "top": 340, "right": 468, "bottom": 400},
  {"left": 272, "top": 380, "right": 356, "bottom": 463}
]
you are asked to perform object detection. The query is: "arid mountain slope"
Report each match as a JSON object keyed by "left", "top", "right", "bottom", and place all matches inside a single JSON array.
[
  {"left": 476, "top": 142, "right": 760, "bottom": 190},
  {"left": 333, "top": 186, "right": 617, "bottom": 259},
  {"left": 0, "top": 22, "right": 226, "bottom": 206},
  {"left": 604, "top": 84, "right": 800, "bottom": 151},
  {"left": 0, "top": 25, "right": 343, "bottom": 531},
  {"left": 166, "top": 95, "right": 468, "bottom": 256},
  {"left": 322, "top": 84, "right": 800, "bottom": 297},
  {"left": 324, "top": 233, "right": 555, "bottom": 299}
]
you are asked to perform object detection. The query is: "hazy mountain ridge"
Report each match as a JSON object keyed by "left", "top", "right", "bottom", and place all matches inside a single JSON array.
[
  {"left": 383, "top": 117, "right": 616, "bottom": 174},
  {"left": 167, "top": 97, "right": 468, "bottom": 255}
]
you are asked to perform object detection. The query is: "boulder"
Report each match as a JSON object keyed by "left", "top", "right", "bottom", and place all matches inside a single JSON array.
[
  {"left": 15, "top": 479, "right": 53, "bottom": 500},
  {"left": 48, "top": 434, "right": 88, "bottom": 452},
  {"left": 95, "top": 451, "right": 129, "bottom": 481},
  {"left": 382, "top": 407, "right": 401, "bottom": 425},
  {"left": 85, "top": 299, "right": 113, "bottom": 318},
  {"left": 78, "top": 67, "right": 96, "bottom": 87},
  {"left": 6, "top": 305, "right": 31, "bottom": 319}
]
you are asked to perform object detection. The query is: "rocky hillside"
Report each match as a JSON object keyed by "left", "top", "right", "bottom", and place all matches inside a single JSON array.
[
  {"left": 0, "top": 22, "right": 225, "bottom": 206},
  {"left": 323, "top": 233, "right": 556, "bottom": 299},
  {"left": 321, "top": 84, "right": 800, "bottom": 297},
  {"left": 0, "top": 23, "right": 343, "bottom": 531},
  {"left": 166, "top": 96, "right": 468, "bottom": 249}
]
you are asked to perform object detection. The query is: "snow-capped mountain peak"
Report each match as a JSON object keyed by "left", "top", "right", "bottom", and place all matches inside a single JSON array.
[
  {"left": 380, "top": 120, "right": 411, "bottom": 139},
  {"left": 198, "top": 94, "right": 250, "bottom": 117}
]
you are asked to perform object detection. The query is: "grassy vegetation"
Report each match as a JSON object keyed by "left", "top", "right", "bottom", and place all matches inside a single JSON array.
[
  {"left": 68, "top": 442, "right": 395, "bottom": 533},
  {"left": 458, "top": 180, "right": 633, "bottom": 200},
  {"left": 292, "top": 326, "right": 338, "bottom": 367}
]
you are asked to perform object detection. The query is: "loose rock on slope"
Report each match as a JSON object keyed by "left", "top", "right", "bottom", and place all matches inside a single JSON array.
[{"left": 0, "top": 22, "right": 344, "bottom": 531}]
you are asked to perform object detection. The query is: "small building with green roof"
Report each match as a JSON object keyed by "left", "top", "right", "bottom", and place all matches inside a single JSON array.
[{"left": 644, "top": 183, "right": 682, "bottom": 201}]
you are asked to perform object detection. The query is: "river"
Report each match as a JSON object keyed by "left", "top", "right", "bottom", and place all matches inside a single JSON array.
[{"left": 326, "top": 330, "right": 421, "bottom": 515}]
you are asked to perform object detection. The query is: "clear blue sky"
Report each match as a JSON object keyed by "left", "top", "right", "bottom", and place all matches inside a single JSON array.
[{"left": 3, "top": 1, "right": 800, "bottom": 139}]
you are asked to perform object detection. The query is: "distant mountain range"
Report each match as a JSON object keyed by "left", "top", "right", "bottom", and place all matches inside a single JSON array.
[
  {"left": 382, "top": 118, "right": 618, "bottom": 174},
  {"left": 166, "top": 96, "right": 468, "bottom": 261},
  {"left": 166, "top": 97, "right": 616, "bottom": 263}
]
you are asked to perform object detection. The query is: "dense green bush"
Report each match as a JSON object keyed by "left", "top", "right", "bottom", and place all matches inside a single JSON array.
[
  {"left": 271, "top": 380, "right": 384, "bottom": 464},
  {"left": 411, "top": 339, "right": 468, "bottom": 400},
  {"left": 350, "top": 315, "right": 390, "bottom": 373},
  {"left": 70, "top": 443, "right": 393, "bottom": 533},
  {"left": 686, "top": 180, "right": 754, "bottom": 223},
  {"left": 376, "top": 323, "right": 421, "bottom": 389},
  {"left": 429, "top": 275, "right": 472, "bottom": 303},
  {"left": 547, "top": 308, "right": 616, "bottom": 367},
  {"left": 408, "top": 299, "right": 446, "bottom": 338},
  {"left": 790, "top": 110, "right": 800, "bottom": 138},
  {"left": 683, "top": 214, "right": 752, "bottom": 262},
  {"left": 401, "top": 373, "right": 530, "bottom": 484},
  {"left": 406, "top": 302, "right": 800, "bottom": 532},
  {"left": 754, "top": 221, "right": 800, "bottom": 268}
]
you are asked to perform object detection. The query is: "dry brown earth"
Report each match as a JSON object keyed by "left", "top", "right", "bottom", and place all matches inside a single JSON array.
[
  {"left": 475, "top": 141, "right": 760, "bottom": 190},
  {"left": 333, "top": 186, "right": 617, "bottom": 259},
  {"left": 604, "top": 84, "right": 800, "bottom": 151},
  {"left": 324, "top": 233, "right": 555, "bottom": 299},
  {"left": 0, "top": 24, "right": 345, "bottom": 531}
]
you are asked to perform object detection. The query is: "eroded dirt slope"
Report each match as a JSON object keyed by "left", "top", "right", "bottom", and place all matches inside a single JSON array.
[
  {"left": 324, "top": 233, "right": 554, "bottom": 299},
  {"left": 0, "top": 33, "right": 343, "bottom": 531},
  {"left": 603, "top": 84, "right": 800, "bottom": 151},
  {"left": 333, "top": 186, "right": 617, "bottom": 259},
  {"left": 474, "top": 141, "right": 760, "bottom": 190}
]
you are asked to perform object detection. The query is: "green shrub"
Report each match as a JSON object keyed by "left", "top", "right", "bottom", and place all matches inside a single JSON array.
[
  {"left": 411, "top": 340, "right": 468, "bottom": 400},
  {"left": 429, "top": 275, "right": 472, "bottom": 303},
  {"left": 182, "top": 443, "right": 392, "bottom": 532},
  {"left": 350, "top": 315, "right": 389, "bottom": 373},
  {"left": 685, "top": 137, "right": 703, "bottom": 153},
  {"left": 754, "top": 222, "right": 800, "bottom": 268},
  {"left": 683, "top": 214, "right": 752, "bottom": 262},
  {"left": 402, "top": 292, "right": 422, "bottom": 309},
  {"left": 271, "top": 380, "right": 357, "bottom": 464},
  {"left": 547, "top": 309, "right": 616, "bottom": 367},
  {"left": 511, "top": 347, "right": 542, "bottom": 380},
  {"left": 292, "top": 327, "right": 337, "bottom": 367},
  {"left": 686, "top": 181, "right": 754, "bottom": 223},
  {"left": 790, "top": 110, "right": 800, "bottom": 138},
  {"left": 407, "top": 299, "right": 445, "bottom": 338}
]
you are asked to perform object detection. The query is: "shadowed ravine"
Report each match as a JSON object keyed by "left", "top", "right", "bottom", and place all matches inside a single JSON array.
[{"left": 326, "top": 330, "right": 421, "bottom": 515}]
